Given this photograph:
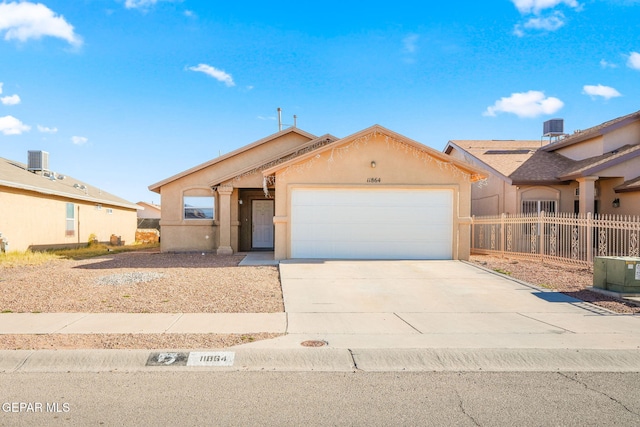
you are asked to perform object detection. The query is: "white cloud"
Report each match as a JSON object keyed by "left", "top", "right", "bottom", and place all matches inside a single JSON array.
[
  {"left": 71, "top": 135, "right": 88, "bottom": 145},
  {"left": 583, "top": 84, "right": 622, "bottom": 100},
  {"left": 600, "top": 59, "right": 618, "bottom": 69},
  {"left": 522, "top": 14, "right": 565, "bottom": 31},
  {"left": 37, "top": 124, "right": 58, "bottom": 134},
  {"left": 484, "top": 90, "right": 564, "bottom": 118},
  {"left": 402, "top": 34, "right": 419, "bottom": 54},
  {"left": 1, "top": 94, "right": 20, "bottom": 105},
  {"left": 0, "top": 115, "right": 30, "bottom": 135},
  {"left": 124, "top": 0, "right": 177, "bottom": 10},
  {"left": 125, "top": 0, "right": 157, "bottom": 8},
  {"left": 511, "top": 0, "right": 579, "bottom": 14},
  {"left": 0, "top": 1, "right": 82, "bottom": 46},
  {"left": 187, "top": 64, "right": 235, "bottom": 87},
  {"left": 627, "top": 52, "right": 640, "bottom": 70}
]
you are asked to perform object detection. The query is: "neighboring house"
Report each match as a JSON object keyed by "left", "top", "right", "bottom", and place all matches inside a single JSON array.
[
  {"left": 136, "top": 201, "right": 161, "bottom": 219},
  {"left": 149, "top": 125, "right": 485, "bottom": 260},
  {"left": 444, "top": 110, "right": 640, "bottom": 217},
  {"left": 0, "top": 151, "right": 138, "bottom": 252}
]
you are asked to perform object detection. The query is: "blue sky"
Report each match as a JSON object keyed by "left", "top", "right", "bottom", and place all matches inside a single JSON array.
[{"left": 1, "top": 0, "right": 639, "bottom": 204}]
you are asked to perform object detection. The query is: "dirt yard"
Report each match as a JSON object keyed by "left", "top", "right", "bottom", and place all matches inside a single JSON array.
[{"left": 470, "top": 254, "right": 640, "bottom": 314}]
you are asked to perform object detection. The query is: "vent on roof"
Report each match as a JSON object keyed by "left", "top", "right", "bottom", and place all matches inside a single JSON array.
[
  {"left": 543, "top": 119, "right": 564, "bottom": 137},
  {"left": 484, "top": 149, "right": 532, "bottom": 155},
  {"left": 27, "top": 150, "right": 49, "bottom": 172}
]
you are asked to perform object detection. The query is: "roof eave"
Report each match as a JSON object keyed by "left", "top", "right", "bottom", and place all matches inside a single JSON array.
[
  {"left": 0, "top": 180, "right": 139, "bottom": 210},
  {"left": 264, "top": 125, "right": 487, "bottom": 179},
  {"left": 558, "top": 149, "right": 640, "bottom": 180},
  {"left": 148, "top": 127, "right": 318, "bottom": 192}
]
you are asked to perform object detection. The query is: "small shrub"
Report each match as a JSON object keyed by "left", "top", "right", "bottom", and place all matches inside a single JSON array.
[{"left": 493, "top": 268, "right": 512, "bottom": 276}]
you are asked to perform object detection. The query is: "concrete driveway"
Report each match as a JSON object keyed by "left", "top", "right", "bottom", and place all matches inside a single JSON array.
[{"left": 251, "top": 260, "right": 640, "bottom": 350}]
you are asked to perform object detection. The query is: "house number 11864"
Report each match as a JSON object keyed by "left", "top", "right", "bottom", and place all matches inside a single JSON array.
[{"left": 367, "top": 178, "right": 381, "bottom": 183}]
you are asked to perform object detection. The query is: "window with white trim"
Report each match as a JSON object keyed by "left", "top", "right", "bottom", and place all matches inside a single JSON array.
[
  {"left": 184, "top": 196, "right": 215, "bottom": 220},
  {"left": 66, "top": 203, "right": 75, "bottom": 236}
]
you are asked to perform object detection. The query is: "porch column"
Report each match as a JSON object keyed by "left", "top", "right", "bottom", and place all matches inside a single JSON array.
[
  {"left": 216, "top": 186, "right": 234, "bottom": 255},
  {"left": 577, "top": 176, "right": 598, "bottom": 214}
]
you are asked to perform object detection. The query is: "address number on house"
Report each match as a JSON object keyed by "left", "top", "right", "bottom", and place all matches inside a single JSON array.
[{"left": 366, "top": 178, "right": 382, "bottom": 183}]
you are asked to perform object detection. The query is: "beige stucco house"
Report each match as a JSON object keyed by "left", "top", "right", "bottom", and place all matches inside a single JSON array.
[
  {"left": 149, "top": 125, "right": 485, "bottom": 260},
  {"left": 136, "top": 201, "right": 161, "bottom": 219},
  {"left": 444, "top": 110, "right": 640, "bottom": 217},
  {"left": 0, "top": 151, "right": 138, "bottom": 252}
]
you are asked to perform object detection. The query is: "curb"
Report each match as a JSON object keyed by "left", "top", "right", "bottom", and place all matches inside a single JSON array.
[{"left": 4, "top": 348, "right": 640, "bottom": 373}]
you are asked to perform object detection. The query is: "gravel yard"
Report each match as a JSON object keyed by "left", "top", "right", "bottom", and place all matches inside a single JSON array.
[
  {"left": 0, "top": 251, "right": 284, "bottom": 349},
  {"left": 470, "top": 254, "right": 640, "bottom": 314},
  {"left": 0, "top": 252, "right": 283, "bottom": 314}
]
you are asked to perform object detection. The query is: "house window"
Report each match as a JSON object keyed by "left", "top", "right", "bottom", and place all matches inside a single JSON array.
[
  {"left": 184, "top": 196, "right": 214, "bottom": 220},
  {"left": 66, "top": 203, "right": 75, "bottom": 236},
  {"left": 522, "top": 200, "right": 557, "bottom": 215},
  {"left": 106, "top": 208, "right": 113, "bottom": 215}
]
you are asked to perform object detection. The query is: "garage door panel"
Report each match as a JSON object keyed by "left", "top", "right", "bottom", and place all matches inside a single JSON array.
[{"left": 291, "top": 188, "right": 453, "bottom": 259}]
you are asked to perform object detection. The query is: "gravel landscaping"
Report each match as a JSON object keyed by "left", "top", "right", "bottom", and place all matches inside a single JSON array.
[
  {"left": 470, "top": 254, "right": 640, "bottom": 314},
  {"left": 0, "top": 252, "right": 283, "bottom": 314},
  {"left": 0, "top": 251, "right": 284, "bottom": 349}
]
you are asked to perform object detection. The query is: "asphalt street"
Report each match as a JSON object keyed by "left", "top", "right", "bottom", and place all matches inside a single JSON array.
[{"left": 2, "top": 371, "right": 640, "bottom": 426}]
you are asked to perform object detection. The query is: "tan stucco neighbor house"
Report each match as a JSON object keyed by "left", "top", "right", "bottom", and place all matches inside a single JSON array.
[
  {"left": 444, "top": 110, "right": 640, "bottom": 217},
  {"left": 0, "top": 151, "right": 138, "bottom": 252},
  {"left": 149, "top": 125, "right": 485, "bottom": 260}
]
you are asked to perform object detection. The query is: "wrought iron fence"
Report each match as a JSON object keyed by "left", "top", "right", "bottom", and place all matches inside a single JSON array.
[{"left": 471, "top": 212, "right": 640, "bottom": 267}]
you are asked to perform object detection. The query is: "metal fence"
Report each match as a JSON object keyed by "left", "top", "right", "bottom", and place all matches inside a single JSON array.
[{"left": 471, "top": 212, "right": 640, "bottom": 268}]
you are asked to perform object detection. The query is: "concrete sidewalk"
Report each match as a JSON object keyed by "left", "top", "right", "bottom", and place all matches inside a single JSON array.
[{"left": 0, "top": 313, "right": 285, "bottom": 334}]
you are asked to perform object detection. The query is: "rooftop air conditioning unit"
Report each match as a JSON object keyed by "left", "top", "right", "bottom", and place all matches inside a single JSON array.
[
  {"left": 27, "top": 150, "right": 49, "bottom": 172},
  {"left": 543, "top": 119, "right": 564, "bottom": 137}
]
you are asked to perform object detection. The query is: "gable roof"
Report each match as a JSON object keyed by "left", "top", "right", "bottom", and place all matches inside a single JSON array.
[
  {"left": 264, "top": 125, "right": 486, "bottom": 180},
  {"left": 148, "top": 126, "right": 318, "bottom": 192},
  {"left": 209, "top": 134, "right": 338, "bottom": 186},
  {"left": 445, "top": 140, "right": 542, "bottom": 179},
  {"left": 542, "top": 109, "right": 640, "bottom": 152},
  {"left": 0, "top": 157, "right": 139, "bottom": 210}
]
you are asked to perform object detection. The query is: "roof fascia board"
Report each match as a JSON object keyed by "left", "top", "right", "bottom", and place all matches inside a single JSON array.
[
  {"left": 558, "top": 149, "right": 640, "bottom": 180},
  {"left": 209, "top": 134, "right": 338, "bottom": 186},
  {"left": 542, "top": 112, "right": 640, "bottom": 152},
  {"left": 263, "top": 125, "right": 486, "bottom": 179},
  {"left": 0, "top": 180, "right": 140, "bottom": 210},
  {"left": 148, "top": 127, "right": 317, "bottom": 192},
  {"left": 444, "top": 140, "right": 513, "bottom": 184}
]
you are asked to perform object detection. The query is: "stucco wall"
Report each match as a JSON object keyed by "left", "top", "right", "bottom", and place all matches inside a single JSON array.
[
  {"left": 159, "top": 132, "right": 311, "bottom": 252},
  {"left": 0, "top": 186, "right": 136, "bottom": 252},
  {"left": 557, "top": 136, "right": 604, "bottom": 160},
  {"left": 271, "top": 133, "right": 474, "bottom": 260}
]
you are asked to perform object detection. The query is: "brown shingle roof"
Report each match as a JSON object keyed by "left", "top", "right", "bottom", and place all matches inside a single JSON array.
[{"left": 509, "top": 150, "right": 576, "bottom": 184}]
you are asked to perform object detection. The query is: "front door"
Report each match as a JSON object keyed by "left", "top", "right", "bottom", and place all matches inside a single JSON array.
[{"left": 252, "top": 200, "right": 274, "bottom": 249}]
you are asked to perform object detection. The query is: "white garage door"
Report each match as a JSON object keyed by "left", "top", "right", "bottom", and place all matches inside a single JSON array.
[{"left": 291, "top": 188, "right": 453, "bottom": 259}]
